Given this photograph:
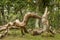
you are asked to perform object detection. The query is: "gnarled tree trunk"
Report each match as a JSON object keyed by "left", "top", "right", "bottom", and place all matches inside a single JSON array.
[{"left": 0, "top": 12, "right": 41, "bottom": 38}]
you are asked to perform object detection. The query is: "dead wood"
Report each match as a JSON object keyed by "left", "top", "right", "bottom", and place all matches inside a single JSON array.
[{"left": 0, "top": 12, "right": 41, "bottom": 38}]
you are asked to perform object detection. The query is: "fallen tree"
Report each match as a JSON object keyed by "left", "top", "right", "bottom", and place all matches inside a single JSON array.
[{"left": 0, "top": 12, "right": 41, "bottom": 38}]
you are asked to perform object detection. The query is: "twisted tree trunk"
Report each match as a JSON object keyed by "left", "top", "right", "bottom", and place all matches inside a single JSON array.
[{"left": 0, "top": 12, "right": 41, "bottom": 38}]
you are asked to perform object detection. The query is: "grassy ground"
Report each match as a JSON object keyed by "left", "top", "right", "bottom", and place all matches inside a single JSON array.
[{"left": 0, "top": 29, "right": 60, "bottom": 40}]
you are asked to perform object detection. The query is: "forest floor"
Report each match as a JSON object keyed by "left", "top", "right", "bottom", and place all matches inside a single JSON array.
[{"left": 0, "top": 29, "right": 60, "bottom": 40}]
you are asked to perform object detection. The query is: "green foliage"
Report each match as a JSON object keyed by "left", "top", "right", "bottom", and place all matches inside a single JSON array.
[{"left": 0, "top": 0, "right": 59, "bottom": 29}]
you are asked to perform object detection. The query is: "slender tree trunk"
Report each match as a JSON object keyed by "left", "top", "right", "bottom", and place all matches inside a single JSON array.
[
  {"left": 35, "top": 16, "right": 39, "bottom": 28},
  {"left": 1, "top": 5, "right": 5, "bottom": 24},
  {"left": 35, "top": 0, "right": 39, "bottom": 28}
]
